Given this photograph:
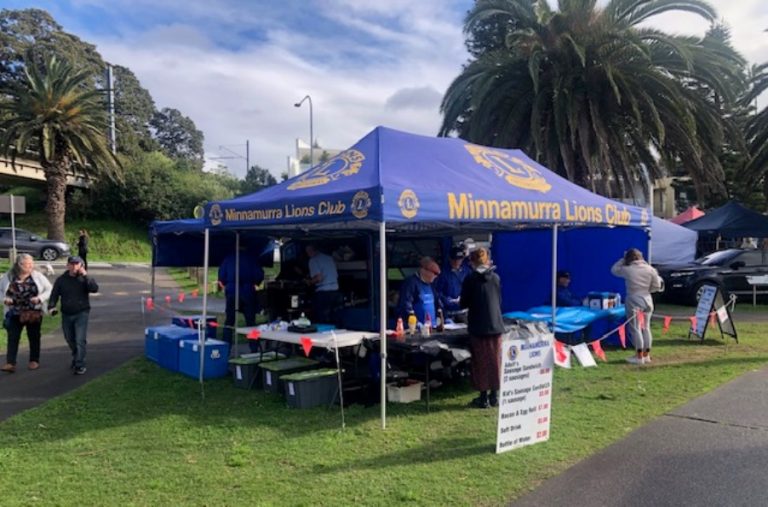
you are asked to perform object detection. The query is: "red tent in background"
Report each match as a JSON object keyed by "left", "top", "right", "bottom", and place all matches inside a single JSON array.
[{"left": 670, "top": 206, "right": 705, "bottom": 225}]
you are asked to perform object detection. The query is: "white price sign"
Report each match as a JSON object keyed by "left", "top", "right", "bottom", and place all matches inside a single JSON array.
[{"left": 496, "top": 331, "right": 554, "bottom": 454}]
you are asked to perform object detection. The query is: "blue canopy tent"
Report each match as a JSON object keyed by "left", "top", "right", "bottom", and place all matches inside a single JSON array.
[{"left": 202, "top": 126, "right": 650, "bottom": 428}]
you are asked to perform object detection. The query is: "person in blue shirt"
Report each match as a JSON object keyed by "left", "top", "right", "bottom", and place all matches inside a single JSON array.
[
  {"left": 555, "top": 270, "right": 582, "bottom": 307},
  {"left": 305, "top": 244, "right": 341, "bottom": 324},
  {"left": 435, "top": 246, "right": 471, "bottom": 321},
  {"left": 218, "top": 248, "right": 264, "bottom": 351},
  {"left": 397, "top": 257, "right": 442, "bottom": 325}
]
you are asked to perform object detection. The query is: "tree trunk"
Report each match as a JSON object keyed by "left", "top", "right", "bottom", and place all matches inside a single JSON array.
[{"left": 44, "top": 163, "right": 69, "bottom": 241}]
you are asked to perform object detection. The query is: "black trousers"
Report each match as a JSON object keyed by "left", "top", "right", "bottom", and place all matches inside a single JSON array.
[
  {"left": 6, "top": 315, "right": 42, "bottom": 365},
  {"left": 312, "top": 290, "right": 342, "bottom": 325},
  {"left": 223, "top": 292, "right": 259, "bottom": 351}
]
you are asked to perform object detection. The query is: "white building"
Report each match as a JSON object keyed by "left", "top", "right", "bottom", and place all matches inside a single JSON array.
[{"left": 286, "top": 138, "right": 343, "bottom": 178}]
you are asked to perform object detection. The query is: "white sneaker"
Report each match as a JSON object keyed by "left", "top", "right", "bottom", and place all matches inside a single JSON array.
[
  {"left": 643, "top": 356, "right": 651, "bottom": 364},
  {"left": 626, "top": 356, "right": 643, "bottom": 365}
]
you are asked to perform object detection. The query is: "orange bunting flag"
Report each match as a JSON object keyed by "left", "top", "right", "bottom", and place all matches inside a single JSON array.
[
  {"left": 709, "top": 312, "right": 717, "bottom": 327},
  {"left": 247, "top": 329, "right": 260, "bottom": 340},
  {"left": 637, "top": 311, "right": 645, "bottom": 329},
  {"left": 662, "top": 316, "right": 672, "bottom": 335},
  {"left": 553, "top": 340, "right": 570, "bottom": 368},
  {"left": 300, "top": 336, "right": 313, "bottom": 357},
  {"left": 178, "top": 292, "right": 185, "bottom": 303},
  {"left": 145, "top": 297, "right": 154, "bottom": 311},
  {"left": 617, "top": 324, "right": 626, "bottom": 349},
  {"left": 689, "top": 316, "right": 697, "bottom": 331},
  {"left": 164, "top": 295, "right": 172, "bottom": 305},
  {"left": 208, "top": 321, "right": 218, "bottom": 328},
  {"left": 191, "top": 288, "right": 199, "bottom": 298},
  {"left": 187, "top": 319, "right": 195, "bottom": 329},
  {"left": 591, "top": 340, "right": 607, "bottom": 362}
]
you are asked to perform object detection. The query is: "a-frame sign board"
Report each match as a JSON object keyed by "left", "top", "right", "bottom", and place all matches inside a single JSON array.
[{"left": 688, "top": 284, "right": 738, "bottom": 343}]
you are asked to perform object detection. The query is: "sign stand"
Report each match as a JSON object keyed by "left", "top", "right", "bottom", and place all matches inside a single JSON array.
[{"left": 688, "top": 284, "right": 737, "bottom": 343}]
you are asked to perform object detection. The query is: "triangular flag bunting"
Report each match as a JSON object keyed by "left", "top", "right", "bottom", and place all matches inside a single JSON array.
[
  {"left": 164, "top": 295, "right": 172, "bottom": 305},
  {"left": 709, "top": 312, "right": 717, "bottom": 327},
  {"left": 187, "top": 318, "right": 195, "bottom": 329},
  {"left": 689, "top": 316, "right": 697, "bottom": 331},
  {"left": 637, "top": 311, "right": 645, "bottom": 329},
  {"left": 191, "top": 289, "right": 199, "bottom": 298},
  {"left": 300, "top": 336, "right": 313, "bottom": 357},
  {"left": 247, "top": 329, "right": 260, "bottom": 340},
  {"left": 554, "top": 340, "right": 571, "bottom": 368},
  {"left": 178, "top": 292, "right": 185, "bottom": 303},
  {"left": 662, "top": 316, "right": 672, "bottom": 335},
  {"left": 591, "top": 340, "right": 607, "bottom": 362},
  {"left": 617, "top": 324, "right": 626, "bottom": 349},
  {"left": 208, "top": 321, "right": 218, "bottom": 328},
  {"left": 145, "top": 297, "right": 154, "bottom": 311}
]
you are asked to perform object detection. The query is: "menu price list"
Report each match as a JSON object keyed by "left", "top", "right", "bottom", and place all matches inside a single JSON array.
[{"left": 496, "top": 334, "right": 554, "bottom": 454}]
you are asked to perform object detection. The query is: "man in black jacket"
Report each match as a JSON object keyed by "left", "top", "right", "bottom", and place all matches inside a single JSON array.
[{"left": 48, "top": 256, "right": 99, "bottom": 375}]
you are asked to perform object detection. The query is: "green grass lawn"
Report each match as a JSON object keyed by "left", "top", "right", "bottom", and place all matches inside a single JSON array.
[{"left": 0, "top": 320, "right": 766, "bottom": 505}]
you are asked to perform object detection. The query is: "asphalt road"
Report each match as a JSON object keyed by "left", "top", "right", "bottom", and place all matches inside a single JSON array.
[{"left": 0, "top": 265, "right": 178, "bottom": 421}]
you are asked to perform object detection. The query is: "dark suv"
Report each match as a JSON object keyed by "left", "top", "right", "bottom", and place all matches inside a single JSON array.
[
  {"left": 0, "top": 228, "right": 71, "bottom": 261},
  {"left": 657, "top": 248, "right": 768, "bottom": 305}
]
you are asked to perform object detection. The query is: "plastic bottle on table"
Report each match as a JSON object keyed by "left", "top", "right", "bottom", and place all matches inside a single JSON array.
[
  {"left": 423, "top": 313, "right": 432, "bottom": 337},
  {"left": 395, "top": 317, "right": 404, "bottom": 340},
  {"left": 616, "top": 293, "right": 622, "bottom": 306},
  {"left": 407, "top": 312, "right": 417, "bottom": 335},
  {"left": 436, "top": 308, "right": 445, "bottom": 332}
]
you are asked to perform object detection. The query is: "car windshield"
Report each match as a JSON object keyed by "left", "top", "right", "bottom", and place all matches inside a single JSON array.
[{"left": 694, "top": 249, "right": 740, "bottom": 266}]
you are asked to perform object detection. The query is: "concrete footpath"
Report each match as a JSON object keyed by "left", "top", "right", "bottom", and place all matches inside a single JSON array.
[
  {"left": 512, "top": 366, "right": 768, "bottom": 506},
  {"left": 0, "top": 265, "right": 179, "bottom": 421}
]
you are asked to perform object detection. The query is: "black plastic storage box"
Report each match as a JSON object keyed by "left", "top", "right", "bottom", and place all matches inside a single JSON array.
[
  {"left": 260, "top": 357, "right": 320, "bottom": 395},
  {"left": 282, "top": 369, "right": 339, "bottom": 409},
  {"left": 228, "top": 352, "right": 285, "bottom": 390}
]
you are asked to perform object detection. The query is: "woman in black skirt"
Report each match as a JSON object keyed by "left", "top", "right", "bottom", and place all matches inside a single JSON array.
[{"left": 460, "top": 247, "right": 505, "bottom": 408}]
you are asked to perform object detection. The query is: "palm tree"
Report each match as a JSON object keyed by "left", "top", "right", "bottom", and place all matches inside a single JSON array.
[
  {"left": 440, "top": 0, "right": 745, "bottom": 204},
  {"left": 0, "top": 55, "right": 119, "bottom": 240},
  {"left": 741, "top": 63, "right": 768, "bottom": 189}
]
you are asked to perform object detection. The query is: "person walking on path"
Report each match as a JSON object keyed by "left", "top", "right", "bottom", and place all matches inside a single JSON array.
[
  {"left": 77, "top": 229, "right": 89, "bottom": 269},
  {"left": 460, "top": 247, "right": 505, "bottom": 409},
  {"left": 611, "top": 248, "right": 664, "bottom": 365},
  {"left": 0, "top": 254, "right": 53, "bottom": 373},
  {"left": 48, "top": 256, "right": 98, "bottom": 375}
]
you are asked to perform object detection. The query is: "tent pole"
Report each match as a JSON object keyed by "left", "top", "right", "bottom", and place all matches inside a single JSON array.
[
  {"left": 200, "top": 228, "right": 210, "bottom": 392},
  {"left": 234, "top": 232, "right": 240, "bottom": 358},
  {"left": 379, "top": 221, "right": 387, "bottom": 430},
  {"left": 551, "top": 224, "right": 558, "bottom": 331}
]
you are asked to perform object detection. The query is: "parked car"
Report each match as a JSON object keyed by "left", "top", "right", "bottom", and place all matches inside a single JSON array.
[
  {"left": 657, "top": 248, "right": 768, "bottom": 305},
  {"left": 0, "top": 228, "right": 71, "bottom": 261}
]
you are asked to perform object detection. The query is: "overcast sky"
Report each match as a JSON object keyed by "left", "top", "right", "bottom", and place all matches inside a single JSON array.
[{"left": 6, "top": 0, "right": 768, "bottom": 178}]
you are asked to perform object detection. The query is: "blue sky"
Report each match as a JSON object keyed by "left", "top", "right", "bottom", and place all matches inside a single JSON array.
[{"left": 4, "top": 0, "right": 768, "bottom": 178}]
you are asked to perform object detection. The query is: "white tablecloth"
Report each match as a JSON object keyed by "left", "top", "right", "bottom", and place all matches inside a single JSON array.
[{"left": 236, "top": 327, "right": 376, "bottom": 349}]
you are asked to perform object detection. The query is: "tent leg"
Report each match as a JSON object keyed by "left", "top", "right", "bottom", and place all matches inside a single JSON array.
[
  {"left": 379, "top": 221, "right": 387, "bottom": 430},
  {"left": 234, "top": 232, "right": 240, "bottom": 358},
  {"left": 200, "top": 228, "right": 210, "bottom": 394},
  {"left": 551, "top": 224, "right": 558, "bottom": 331}
]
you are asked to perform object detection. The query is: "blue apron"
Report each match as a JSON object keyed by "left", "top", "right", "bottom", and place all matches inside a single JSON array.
[{"left": 415, "top": 283, "right": 436, "bottom": 326}]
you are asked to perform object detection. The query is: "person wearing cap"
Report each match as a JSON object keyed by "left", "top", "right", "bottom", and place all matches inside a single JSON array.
[
  {"left": 48, "top": 256, "right": 99, "bottom": 375},
  {"left": 434, "top": 246, "right": 471, "bottom": 319},
  {"left": 397, "top": 256, "right": 443, "bottom": 325},
  {"left": 555, "top": 270, "right": 582, "bottom": 307}
]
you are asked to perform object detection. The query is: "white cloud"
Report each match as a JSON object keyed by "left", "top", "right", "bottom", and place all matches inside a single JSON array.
[{"left": 63, "top": 0, "right": 768, "bottom": 181}]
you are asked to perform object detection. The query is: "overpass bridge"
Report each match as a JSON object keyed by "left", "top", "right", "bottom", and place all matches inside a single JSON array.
[{"left": 0, "top": 156, "right": 90, "bottom": 188}]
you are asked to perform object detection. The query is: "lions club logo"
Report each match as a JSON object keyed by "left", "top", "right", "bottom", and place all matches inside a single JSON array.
[
  {"left": 209, "top": 203, "right": 223, "bottom": 226},
  {"left": 398, "top": 189, "right": 419, "bottom": 219},
  {"left": 287, "top": 149, "right": 365, "bottom": 190},
  {"left": 507, "top": 344, "right": 519, "bottom": 362},
  {"left": 465, "top": 144, "right": 551, "bottom": 193},
  {"left": 351, "top": 191, "right": 372, "bottom": 219}
]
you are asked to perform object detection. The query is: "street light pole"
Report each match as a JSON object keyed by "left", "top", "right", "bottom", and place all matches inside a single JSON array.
[{"left": 294, "top": 95, "right": 314, "bottom": 169}]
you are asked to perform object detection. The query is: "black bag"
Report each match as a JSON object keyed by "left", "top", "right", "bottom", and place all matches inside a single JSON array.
[{"left": 3, "top": 311, "right": 11, "bottom": 330}]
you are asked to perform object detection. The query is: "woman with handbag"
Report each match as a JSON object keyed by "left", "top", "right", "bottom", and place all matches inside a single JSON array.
[{"left": 1, "top": 254, "right": 53, "bottom": 373}]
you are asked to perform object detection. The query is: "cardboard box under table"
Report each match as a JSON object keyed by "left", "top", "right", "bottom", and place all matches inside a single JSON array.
[
  {"left": 146, "top": 325, "right": 198, "bottom": 370},
  {"left": 229, "top": 352, "right": 285, "bottom": 389},
  {"left": 282, "top": 368, "right": 339, "bottom": 408},
  {"left": 178, "top": 339, "right": 230, "bottom": 379},
  {"left": 260, "top": 357, "right": 320, "bottom": 395},
  {"left": 172, "top": 314, "right": 218, "bottom": 339}
]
